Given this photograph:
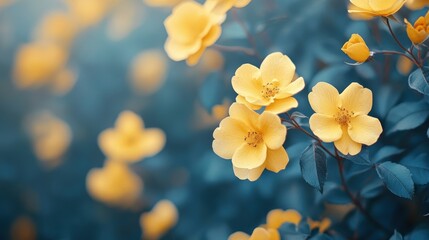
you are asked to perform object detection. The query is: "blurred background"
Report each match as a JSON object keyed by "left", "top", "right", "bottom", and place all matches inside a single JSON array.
[{"left": 1, "top": 0, "right": 428, "bottom": 239}]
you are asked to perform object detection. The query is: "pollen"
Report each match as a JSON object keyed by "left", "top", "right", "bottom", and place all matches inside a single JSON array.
[
  {"left": 261, "top": 82, "right": 280, "bottom": 99},
  {"left": 334, "top": 107, "right": 353, "bottom": 126},
  {"left": 244, "top": 131, "right": 263, "bottom": 147}
]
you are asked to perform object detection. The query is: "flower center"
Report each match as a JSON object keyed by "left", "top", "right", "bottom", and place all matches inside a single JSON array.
[
  {"left": 261, "top": 81, "right": 280, "bottom": 99},
  {"left": 121, "top": 134, "right": 139, "bottom": 146},
  {"left": 334, "top": 107, "right": 353, "bottom": 126},
  {"left": 244, "top": 131, "right": 263, "bottom": 147}
]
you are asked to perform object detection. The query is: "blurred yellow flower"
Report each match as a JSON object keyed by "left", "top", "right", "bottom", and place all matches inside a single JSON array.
[
  {"left": 212, "top": 103, "right": 288, "bottom": 181},
  {"left": 140, "top": 200, "right": 178, "bottom": 240},
  {"left": 10, "top": 216, "right": 36, "bottom": 240},
  {"left": 34, "top": 11, "right": 77, "bottom": 47},
  {"left": 66, "top": 0, "right": 116, "bottom": 27},
  {"left": 50, "top": 67, "right": 77, "bottom": 95},
  {"left": 308, "top": 82, "right": 383, "bottom": 156},
  {"left": 406, "top": 0, "right": 429, "bottom": 10},
  {"left": 164, "top": 1, "right": 222, "bottom": 66},
  {"left": 107, "top": 1, "right": 143, "bottom": 41},
  {"left": 193, "top": 98, "right": 231, "bottom": 130},
  {"left": 397, "top": 55, "right": 414, "bottom": 75},
  {"left": 204, "top": 0, "right": 252, "bottom": 15},
  {"left": 341, "top": 34, "right": 370, "bottom": 63},
  {"left": 308, "top": 218, "right": 332, "bottom": 233},
  {"left": 13, "top": 42, "right": 68, "bottom": 89},
  {"left": 98, "top": 111, "right": 166, "bottom": 163},
  {"left": 266, "top": 209, "right": 302, "bottom": 229},
  {"left": 198, "top": 48, "right": 224, "bottom": 73},
  {"left": 27, "top": 112, "right": 72, "bottom": 168},
  {"left": 86, "top": 161, "right": 143, "bottom": 207},
  {"left": 404, "top": 12, "right": 429, "bottom": 45},
  {"left": 130, "top": 50, "right": 168, "bottom": 94},
  {"left": 232, "top": 52, "right": 305, "bottom": 114},
  {"left": 348, "top": 0, "right": 406, "bottom": 18},
  {"left": 229, "top": 228, "right": 279, "bottom": 240},
  {"left": 144, "top": 0, "right": 186, "bottom": 7}
]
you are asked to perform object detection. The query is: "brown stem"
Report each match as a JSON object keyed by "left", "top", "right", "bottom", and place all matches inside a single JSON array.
[{"left": 385, "top": 18, "right": 422, "bottom": 68}]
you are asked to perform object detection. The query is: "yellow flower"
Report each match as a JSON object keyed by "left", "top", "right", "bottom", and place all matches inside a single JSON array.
[
  {"left": 308, "top": 82, "right": 383, "bottom": 156},
  {"left": 34, "top": 11, "right": 77, "bottom": 47},
  {"left": 204, "top": 0, "right": 252, "bottom": 15},
  {"left": 232, "top": 52, "right": 305, "bottom": 114},
  {"left": 308, "top": 218, "right": 332, "bottom": 233},
  {"left": 348, "top": 0, "right": 406, "bottom": 18},
  {"left": 212, "top": 103, "right": 288, "bottom": 181},
  {"left": 98, "top": 111, "right": 166, "bottom": 163},
  {"left": 144, "top": 0, "right": 185, "bottom": 7},
  {"left": 404, "top": 12, "right": 429, "bottom": 45},
  {"left": 405, "top": 0, "right": 429, "bottom": 10},
  {"left": 130, "top": 50, "right": 168, "bottom": 94},
  {"left": 13, "top": 42, "right": 68, "bottom": 89},
  {"left": 164, "top": 1, "right": 222, "bottom": 66},
  {"left": 140, "top": 200, "right": 178, "bottom": 240},
  {"left": 266, "top": 209, "right": 302, "bottom": 229},
  {"left": 86, "top": 161, "right": 143, "bottom": 207},
  {"left": 27, "top": 112, "right": 72, "bottom": 168},
  {"left": 341, "top": 34, "right": 371, "bottom": 63},
  {"left": 228, "top": 228, "right": 279, "bottom": 240}
]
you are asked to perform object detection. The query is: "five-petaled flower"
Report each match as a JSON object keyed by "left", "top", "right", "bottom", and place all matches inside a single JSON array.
[
  {"left": 308, "top": 82, "right": 383, "bottom": 156},
  {"left": 341, "top": 34, "right": 371, "bottom": 63},
  {"left": 232, "top": 52, "right": 305, "bottom": 114},
  {"left": 98, "top": 111, "right": 166, "bottom": 163},
  {"left": 213, "top": 103, "right": 288, "bottom": 181},
  {"left": 164, "top": 1, "right": 222, "bottom": 66},
  {"left": 348, "top": 0, "right": 406, "bottom": 19},
  {"left": 404, "top": 11, "right": 429, "bottom": 45}
]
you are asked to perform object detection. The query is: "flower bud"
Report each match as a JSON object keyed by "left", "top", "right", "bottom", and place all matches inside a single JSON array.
[{"left": 341, "top": 34, "right": 370, "bottom": 63}]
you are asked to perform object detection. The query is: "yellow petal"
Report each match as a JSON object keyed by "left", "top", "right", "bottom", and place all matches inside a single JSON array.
[
  {"left": 233, "top": 164, "right": 265, "bottom": 181},
  {"left": 139, "top": 129, "right": 166, "bottom": 157},
  {"left": 277, "top": 77, "right": 305, "bottom": 98},
  {"left": 265, "top": 97, "right": 298, "bottom": 114},
  {"left": 260, "top": 52, "right": 295, "bottom": 86},
  {"left": 164, "top": 1, "right": 211, "bottom": 44},
  {"left": 232, "top": 64, "right": 262, "bottom": 100},
  {"left": 236, "top": 95, "right": 261, "bottom": 111},
  {"left": 249, "top": 227, "right": 270, "bottom": 240},
  {"left": 340, "top": 82, "right": 373, "bottom": 116},
  {"left": 213, "top": 117, "right": 248, "bottom": 159},
  {"left": 165, "top": 37, "right": 202, "bottom": 61},
  {"left": 235, "top": 0, "right": 252, "bottom": 8},
  {"left": 232, "top": 142, "right": 267, "bottom": 169},
  {"left": 265, "top": 147, "right": 289, "bottom": 173},
  {"left": 229, "top": 103, "right": 259, "bottom": 128},
  {"left": 309, "top": 114, "right": 342, "bottom": 142},
  {"left": 266, "top": 209, "right": 302, "bottom": 229},
  {"left": 348, "top": 115, "right": 382, "bottom": 145},
  {"left": 228, "top": 231, "right": 250, "bottom": 240},
  {"left": 308, "top": 82, "right": 341, "bottom": 116},
  {"left": 115, "top": 111, "right": 144, "bottom": 134},
  {"left": 334, "top": 126, "right": 362, "bottom": 156},
  {"left": 140, "top": 200, "right": 178, "bottom": 239},
  {"left": 258, "top": 111, "right": 286, "bottom": 149},
  {"left": 187, "top": 45, "right": 206, "bottom": 66}
]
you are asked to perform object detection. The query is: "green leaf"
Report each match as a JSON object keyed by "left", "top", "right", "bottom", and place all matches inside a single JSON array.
[
  {"left": 300, "top": 143, "right": 327, "bottom": 193},
  {"left": 408, "top": 67, "right": 429, "bottom": 96},
  {"left": 376, "top": 161, "right": 414, "bottom": 199},
  {"left": 386, "top": 100, "right": 429, "bottom": 135}
]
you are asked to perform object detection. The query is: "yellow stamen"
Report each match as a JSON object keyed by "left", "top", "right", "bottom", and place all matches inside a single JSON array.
[{"left": 335, "top": 107, "right": 353, "bottom": 126}]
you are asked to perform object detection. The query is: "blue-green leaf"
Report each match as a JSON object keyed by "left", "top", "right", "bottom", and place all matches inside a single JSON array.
[
  {"left": 386, "top": 101, "right": 429, "bottom": 135},
  {"left": 300, "top": 143, "right": 327, "bottom": 193},
  {"left": 376, "top": 161, "right": 414, "bottom": 199},
  {"left": 373, "top": 146, "right": 404, "bottom": 163},
  {"left": 408, "top": 67, "right": 429, "bottom": 96},
  {"left": 401, "top": 154, "right": 429, "bottom": 185}
]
